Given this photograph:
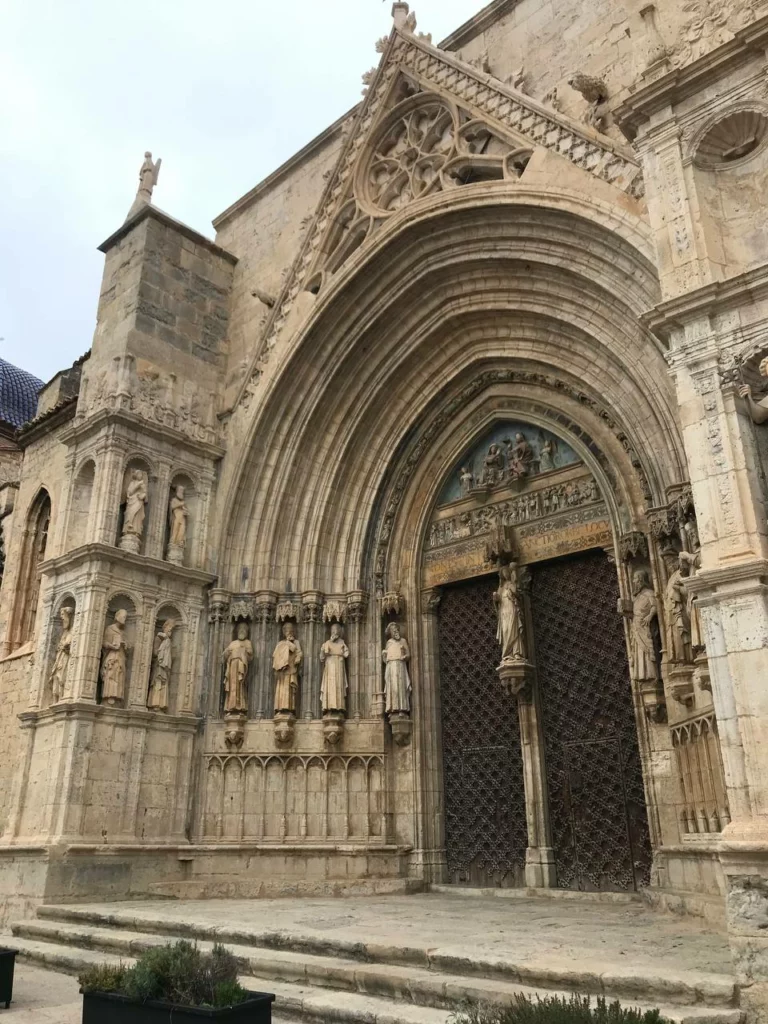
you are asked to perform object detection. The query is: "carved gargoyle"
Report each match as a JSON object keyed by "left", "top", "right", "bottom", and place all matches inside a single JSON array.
[{"left": 568, "top": 73, "right": 609, "bottom": 130}]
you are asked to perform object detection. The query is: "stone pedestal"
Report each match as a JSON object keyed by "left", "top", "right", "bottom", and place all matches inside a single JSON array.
[
  {"left": 388, "top": 712, "right": 412, "bottom": 746},
  {"left": 322, "top": 712, "right": 345, "bottom": 746},
  {"left": 166, "top": 543, "right": 184, "bottom": 567},
  {"left": 525, "top": 846, "right": 557, "bottom": 889},
  {"left": 118, "top": 533, "right": 141, "bottom": 555},
  {"left": 273, "top": 711, "right": 296, "bottom": 746},
  {"left": 224, "top": 713, "right": 246, "bottom": 751},
  {"left": 496, "top": 659, "right": 534, "bottom": 698},
  {"left": 668, "top": 664, "right": 695, "bottom": 707}
]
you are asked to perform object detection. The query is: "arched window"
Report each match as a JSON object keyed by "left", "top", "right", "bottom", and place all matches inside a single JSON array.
[{"left": 13, "top": 489, "right": 51, "bottom": 648}]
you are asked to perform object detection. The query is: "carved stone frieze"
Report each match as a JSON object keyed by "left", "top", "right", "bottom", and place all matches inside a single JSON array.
[
  {"left": 80, "top": 355, "right": 219, "bottom": 445},
  {"left": 672, "top": 0, "right": 763, "bottom": 69},
  {"left": 429, "top": 476, "right": 601, "bottom": 553},
  {"left": 323, "top": 599, "right": 347, "bottom": 623},
  {"left": 230, "top": 596, "right": 255, "bottom": 622},
  {"left": 619, "top": 531, "right": 649, "bottom": 563}
]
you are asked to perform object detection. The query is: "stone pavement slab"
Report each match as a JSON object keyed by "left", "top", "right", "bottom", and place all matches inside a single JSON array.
[{"left": 0, "top": 962, "right": 81, "bottom": 1022}]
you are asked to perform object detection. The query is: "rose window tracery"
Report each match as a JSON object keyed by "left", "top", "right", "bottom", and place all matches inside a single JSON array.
[{"left": 357, "top": 94, "right": 532, "bottom": 218}]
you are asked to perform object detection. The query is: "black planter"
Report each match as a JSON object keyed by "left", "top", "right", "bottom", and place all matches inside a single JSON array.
[
  {"left": 0, "top": 947, "right": 17, "bottom": 1009},
  {"left": 81, "top": 990, "right": 274, "bottom": 1023}
]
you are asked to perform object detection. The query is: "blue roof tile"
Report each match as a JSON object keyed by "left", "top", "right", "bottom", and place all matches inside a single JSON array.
[{"left": 0, "top": 358, "right": 44, "bottom": 429}]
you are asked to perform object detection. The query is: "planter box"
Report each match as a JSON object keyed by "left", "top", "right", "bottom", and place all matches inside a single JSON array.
[
  {"left": 82, "top": 990, "right": 275, "bottom": 1023},
  {"left": 0, "top": 947, "right": 17, "bottom": 1009}
]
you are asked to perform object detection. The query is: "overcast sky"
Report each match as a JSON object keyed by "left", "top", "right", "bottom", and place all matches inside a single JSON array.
[{"left": 0, "top": 0, "right": 485, "bottom": 383}]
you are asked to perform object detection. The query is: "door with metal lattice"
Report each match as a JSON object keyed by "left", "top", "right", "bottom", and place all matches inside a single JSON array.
[
  {"left": 438, "top": 575, "right": 528, "bottom": 887},
  {"left": 530, "top": 549, "right": 652, "bottom": 891}
]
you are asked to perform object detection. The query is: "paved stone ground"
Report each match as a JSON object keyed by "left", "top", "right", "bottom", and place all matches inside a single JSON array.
[
  {"left": 54, "top": 893, "right": 733, "bottom": 977},
  {"left": 1, "top": 963, "right": 81, "bottom": 1022}
]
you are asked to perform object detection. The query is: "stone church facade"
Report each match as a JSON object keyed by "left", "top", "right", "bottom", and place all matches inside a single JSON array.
[{"left": 4, "top": 0, "right": 768, "bottom": 1005}]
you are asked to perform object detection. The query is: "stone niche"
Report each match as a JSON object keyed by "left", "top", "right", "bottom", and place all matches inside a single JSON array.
[
  {"left": 424, "top": 421, "right": 610, "bottom": 587},
  {"left": 97, "top": 595, "right": 137, "bottom": 707}
]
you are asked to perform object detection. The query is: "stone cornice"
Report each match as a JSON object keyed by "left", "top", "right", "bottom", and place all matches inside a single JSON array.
[
  {"left": 212, "top": 108, "right": 356, "bottom": 230},
  {"left": 616, "top": 14, "right": 768, "bottom": 139},
  {"left": 687, "top": 557, "right": 768, "bottom": 597},
  {"left": 642, "top": 263, "right": 768, "bottom": 340},
  {"left": 16, "top": 396, "right": 78, "bottom": 448},
  {"left": 41, "top": 542, "right": 216, "bottom": 587},
  {"left": 60, "top": 407, "right": 225, "bottom": 461},
  {"left": 19, "top": 702, "right": 201, "bottom": 732},
  {"left": 99, "top": 203, "right": 238, "bottom": 264}
]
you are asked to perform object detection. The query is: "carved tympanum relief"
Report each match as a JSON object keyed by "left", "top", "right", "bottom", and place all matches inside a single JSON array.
[{"left": 222, "top": 623, "right": 253, "bottom": 715}]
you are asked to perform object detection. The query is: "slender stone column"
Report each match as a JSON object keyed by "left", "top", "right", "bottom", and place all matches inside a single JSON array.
[
  {"left": 253, "top": 592, "right": 277, "bottom": 718},
  {"left": 301, "top": 591, "right": 323, "bottom": 719},
  {"left": 346, "top": 591, "right": 367, "bottom": 719},
  {"left": 206, "top": 590, "right": 230, "bottom": 718}
]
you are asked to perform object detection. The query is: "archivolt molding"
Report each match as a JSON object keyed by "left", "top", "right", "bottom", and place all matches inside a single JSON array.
[{"left": 229, "top": 22, "right": 644, "bottom": 420}]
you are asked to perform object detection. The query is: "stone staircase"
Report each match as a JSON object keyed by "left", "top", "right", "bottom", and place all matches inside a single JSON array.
[{"left": 8, "top": 902, "right": 743, "bottom": 1024}]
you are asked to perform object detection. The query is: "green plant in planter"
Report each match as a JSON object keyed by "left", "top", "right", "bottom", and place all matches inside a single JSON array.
[
  {"left": 78, "top": 940, "right": 250, "bottom": 1009},
  {"left": 450, "top": 994, "right": 663, "bottom": 1024}
]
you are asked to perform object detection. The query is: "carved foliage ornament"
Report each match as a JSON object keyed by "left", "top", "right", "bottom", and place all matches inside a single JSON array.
[{"left": 673, "top": 0, "right": 763, "bottom": 69}]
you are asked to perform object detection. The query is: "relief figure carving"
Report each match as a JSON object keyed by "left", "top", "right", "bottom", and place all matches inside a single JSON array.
[{"left": 739, "top": 357, "right": 768, "bottom": 425}]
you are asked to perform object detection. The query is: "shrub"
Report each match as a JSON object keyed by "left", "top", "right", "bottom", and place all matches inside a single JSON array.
[
  {"left": 450, "top": 994, "right": 663, "bottom": 1024},
  {"left": 78, "top": 940, "right": 249, "bottom": 1009}
]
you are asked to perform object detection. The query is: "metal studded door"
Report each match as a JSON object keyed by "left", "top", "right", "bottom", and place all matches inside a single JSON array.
[
  {"left": 530, "top": 550, "right": 652, "bottom": 891},
  {"left": 438, "top": 575, "right": 528, "bottom": 887}
]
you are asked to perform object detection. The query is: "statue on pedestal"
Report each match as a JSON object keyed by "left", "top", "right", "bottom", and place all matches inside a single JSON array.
[
  {"left": 273, "top": 622, "right": 302, "bottom": 714},
  {"left": 382, "top": 622, "right": 411, "bottom": 714},
  {"left": 222, "top": 623, "right": 253, "bottom": 715},
  {"left": 101, "top": 609, "right": 129, "bottom": 705},
  {"left": 664, "top": 555, "right": 692, "bottom": 665},
  {"left": 320, "top": 623, "right": 349, "bottom": 713},
  {"left": 494, "top": 563, "right": 526, "bottom": 663},
  {"left": 627, "top": 570, "right": 659, "bottom": 684},
  {"left": 49, "top": 606, "right": 73, "bottom": 703},
  {"left": 739, "top": 357, "right": 768, "bottom": 424},
  {"left": 120, "top": 470, "right": 148, "bottom": 553},
  {"left": 148, "top": 620, "right": 176, "bottom": 711},
  {"left": 166, "top": 486, "right": 189, "bottom": 565}
]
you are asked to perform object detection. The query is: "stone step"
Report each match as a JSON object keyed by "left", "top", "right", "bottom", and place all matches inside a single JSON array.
[
  {"left": 429, "top": 885, "right": 643, "bottom": 905},
  {"left": 32, "top": 903, "right": 739, "bottom": 1009},
  {"left": 8, "top": 937, "right": 452, "bottom": 1024},
  {"left": 11, "top": 917, "right": 741, "bottom": 1023},
  {"left": 146, "top": 877, "right": 423, "bottom": 900}
]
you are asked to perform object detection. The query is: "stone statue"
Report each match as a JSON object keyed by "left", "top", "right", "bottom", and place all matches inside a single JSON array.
[
  {"left": 459, "top": 465, "right": 474, "bottom": 496},
  {"left": 222, "top": 623, "right": 253, "bottom": 715},
  {"left": 320, "top": 623, "right": 349, "bottom": 713},
  {"left": 508, "top": 432, "right": 534, "bottom": 478},
  {"left": 273, "top": 622, "right": 303, "bottom": 714},
  {"left": 539, "top": 438, "right": 556, "bottom": 472},
  {"left": 382, "top": 622, "right": 411, "bottom": 714},
  {"left": 494, "top": 563, "right": 526, "bottom": 662},
  {"left": 49, "top": 606, "right": 73, "bottom": 703},
  {"left": 167, "top": 485, "right": 189, "bottom": 564},
  {"left": 148, "top": 620, "right": 176, "bottom": 711},
  {"left": 680, "top": 549, "right": 705, "bottom": 654},
  {"left": 627, "top": 570, "right": 659, "bottom": 682},
  {"left": 120, "top": 470, "right": 148, "bottom": 551},
  {"left": 739, "top": 357, "right": 768, "bottom": 424},
  {"left": 664, "top": 555, "right": 692, "bottom": 665},
  {"left": 481, "top": 444, "right": 504, "bottom": 486},
  {"left": 101, "top": 609, "right": 129, "bottom": 705}
]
